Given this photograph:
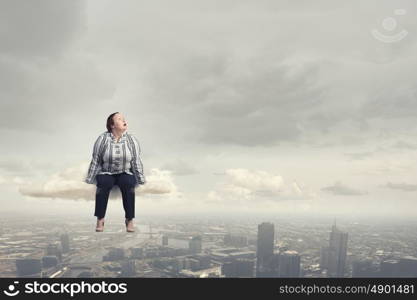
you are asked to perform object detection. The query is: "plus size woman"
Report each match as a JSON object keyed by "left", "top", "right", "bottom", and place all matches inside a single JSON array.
[{"left": 84, "top": 112, "right": 146, "bottom": 232}]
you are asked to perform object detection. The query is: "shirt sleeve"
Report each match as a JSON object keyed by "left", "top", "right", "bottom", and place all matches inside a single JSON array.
[
  {"left": 85, "top": 134, "right": 105, "bottom": 184},
  {"left": 130, "top": 134, "right": 146, "bottom": 185}
]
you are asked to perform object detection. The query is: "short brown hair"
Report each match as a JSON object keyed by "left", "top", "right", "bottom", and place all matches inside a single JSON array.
[{"left": 106, "top": 112, "right": 119, "bottom": 132}]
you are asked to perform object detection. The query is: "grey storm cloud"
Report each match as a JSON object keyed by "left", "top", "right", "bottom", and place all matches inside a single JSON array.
[
  {"left": 0, "top": 0, "right": 85, "bottom": 59},
  {"left": 114, "top": 0, "right": 417, "bottom": 149},
  {"left": 383, "top": 182, "right": 417, "bottom": 192},
  {"left": 359, "top": 86, "right": 417, "bottom": 121},
  {"left": 321, "top": 181, "right": 368, "bottom": 196},
  {"left": 144, "top": 51, "right": 329, "bottom": 147},
  {"left": 0, "top": 0, "right": 114, "bottom": 133}
]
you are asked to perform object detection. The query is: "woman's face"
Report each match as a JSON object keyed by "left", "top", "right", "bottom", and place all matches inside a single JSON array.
[{"left": 112, "top": 113, "right": 128, "bottom": 131}]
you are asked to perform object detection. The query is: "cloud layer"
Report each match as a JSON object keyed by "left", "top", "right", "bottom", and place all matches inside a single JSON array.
[
  {"left": 207, "top": 168, "right": 318, "bottom": 209},
  {"left": 17, "top": 163, "right": 178, "bottom": 201},
  {"left": 2, "top": 0, "right": 417, "bottom": 217}
]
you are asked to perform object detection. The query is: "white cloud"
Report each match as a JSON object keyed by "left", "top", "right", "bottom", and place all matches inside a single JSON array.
[
  {"left": 206, "top": 168, "right": 318, "bottom": 210},
  {"left": 17, "top": 162, "right": 178, "bottom": 201},
  {"left": 321, "top": 181, "right": 368, "bottom": 196}
]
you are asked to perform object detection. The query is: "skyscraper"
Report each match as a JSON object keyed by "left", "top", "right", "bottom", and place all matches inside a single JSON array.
[
  {"left": 278, "top": 250, "right": 301, "bottom": 277},
  {"left": 320, "top": 246, "right": 330, "bottom": 270},
  {"left": 162, "top": 235, "right": 169, "bottom": 246},
  {"left": 46, "top": 243, "right": 62, "bottom": 262},
  {"left": 256, "top": 222, "right": 275, "bottom": 277},
  {"left": 327, "top": 221, "right": 348, "bottom": 278},
  {"left": 60, "top": 233, "right": 70, "bottom": 253},
  {"left": 189, "top": 235, "right": 202, "bottom": 254},
  {"left": 15, "top": 258, "right": 42, "bottom": 277},
  {"left": 222, "top": 258, "right": 254, "bottom": 277}
]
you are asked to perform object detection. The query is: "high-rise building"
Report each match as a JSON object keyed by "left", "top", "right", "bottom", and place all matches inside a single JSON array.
[
  {"left": 60, "top": 233, "right": 70, "bottom": 253},
  {"left": 189, "top": 236, "right": 202, "bottom": 254},
  {"left": 15, "top": 258, "right": 42, "bottom": 277},
  {"left": 278, "top": 250, "right": 301, "bottom": 277},
  {"left": 162, "top": 235, "right": 169, "bottom": 246},
  {"left": 271, "top": 253, "right": 280, "bottom": 276},
  {"left": 46, "top": 243, "right": 62, "bottom": 262},
  {"left": 320, "top": 246, "right": 330, "bottom": 270},
  {"left": 256, "top": 222, "right": 275, "bottom": 277},
  {"left": 189, "top": 258, "right": 200, "bottom": 271},
  {"left": 327, "top": 221, "right": 348, "bottom": 278},
  {"left": 42, "top": 256, "right": 58, "bottom": 268},
  {"left": 222, "top": 258, "right": 254, "bottom": 277},
  {"left": 194, "top": 254, "right": 211, "bottom": 269}
]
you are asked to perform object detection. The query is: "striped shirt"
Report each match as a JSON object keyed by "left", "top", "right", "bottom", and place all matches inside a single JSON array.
[{"left": 84, "top": 131, "right": 146, "bottom": 186}]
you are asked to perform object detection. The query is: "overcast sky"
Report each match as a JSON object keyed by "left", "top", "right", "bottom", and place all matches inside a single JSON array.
[{"left": 1, "top": 0, "right": 417, "bottom": 219}]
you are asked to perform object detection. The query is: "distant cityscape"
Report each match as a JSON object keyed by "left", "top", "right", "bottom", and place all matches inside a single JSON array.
[{"left": 0, "top": 212, "right": 416, "bottom": 278}]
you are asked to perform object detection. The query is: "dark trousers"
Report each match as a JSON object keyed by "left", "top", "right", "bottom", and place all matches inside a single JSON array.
[{"left": 94, "top": 172, "right": 136, "bottom": 220}]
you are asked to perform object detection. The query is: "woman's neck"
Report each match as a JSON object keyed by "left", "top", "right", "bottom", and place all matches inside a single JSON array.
[{"left": 112, "top": 130, "right": 125, "bottom": 141}]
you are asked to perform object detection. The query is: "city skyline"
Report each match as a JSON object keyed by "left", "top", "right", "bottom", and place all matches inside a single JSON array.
[{"left": 1, "top": 212, "right": 416, "bottom": 278}]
